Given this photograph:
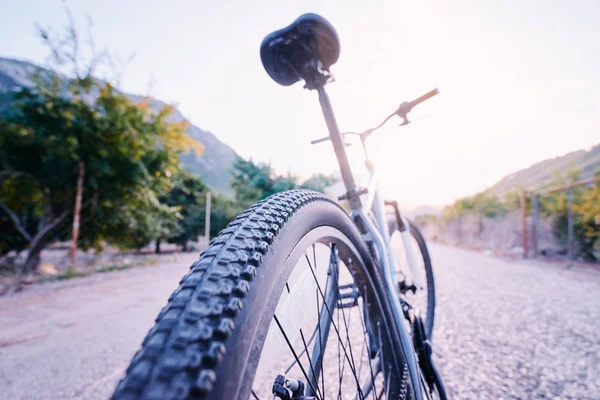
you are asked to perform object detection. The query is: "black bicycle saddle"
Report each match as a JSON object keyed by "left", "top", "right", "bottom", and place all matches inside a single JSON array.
[{"left": 260, "top": 13, "right": 340, "bottom": 86}]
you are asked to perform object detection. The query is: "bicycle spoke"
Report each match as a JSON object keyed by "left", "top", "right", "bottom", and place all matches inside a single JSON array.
[
  {"left": 337, "top": 299, "right": 343, "bottom": 400},
  {"left": 304, "top": 249, "right": 333, "bottom": 396},
  {"left": 273, "top": 315, "right": 321, "bottom": 400},
  {"left": 284, "top": 323, "right": 319, "bottom": 374},
  {"left": 251, "top": 389, "right": 261, "bottom": 400},
  {"left": 300, "top": 328, "right": 323, "bottom": 400},
  {"left": 336, "top": 276, "right": 358, "bottom": 375},
  {"left": 376, "top": 322, "right": 393, "bottom": 400},
  {"left": 356, "top": 328, "right": 367, "bottom": 388},
  {"left": 283, "top": 258, "right": 333, "bottom": 375},
  {"left": 304, "top": 252, "right": 365, "bottom": 397},
  {"left": 358, "top": 285, "right": 377, "bottom": 400},
  {"left": 357, "top": 356, "right": 381, "bottom": 400},
  {"left": 316, "top": 285, "right": 326, "bottom": 398},
  {"left": 330, "top": 254, "right": 365, "bottom": 400},
  {"left": 338, "top": 300, "right": 364, "bottom": 400},
  {"left": 384, "top": 368, "right": 391, "bottom": 400},
  {"left": 259, "top": 243, "right": 397, "bottom": 400},
  {"left": 314, "top": 245, "right": 325, "bottom": 397}
]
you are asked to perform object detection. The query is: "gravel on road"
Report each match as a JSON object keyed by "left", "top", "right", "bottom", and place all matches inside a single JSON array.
[
  {"left": 0, "top": 253, "right": 198, "bottom": 400},
  {"left": 432, "top": 245, "right": 600, "bottom": 399},
  {"left": 1, "top": 244, "right": 599, "bottom": 399}
]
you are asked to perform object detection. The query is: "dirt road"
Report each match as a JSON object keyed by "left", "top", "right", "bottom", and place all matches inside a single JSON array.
[
  {"left": 0, "top": 254, "right": 197, "bottom": 400},
  {"left": 1, "top": 245, "right": 599, "bottom": 399}
]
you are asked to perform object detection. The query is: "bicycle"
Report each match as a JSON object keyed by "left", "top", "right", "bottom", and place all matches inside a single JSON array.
[{"left": 112, "top": 13, "right": 446, "bottom": 400}]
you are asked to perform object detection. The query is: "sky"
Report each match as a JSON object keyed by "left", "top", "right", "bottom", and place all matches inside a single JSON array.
[{"left": 2, "top": 0, "right": 599, "bottom": 207}]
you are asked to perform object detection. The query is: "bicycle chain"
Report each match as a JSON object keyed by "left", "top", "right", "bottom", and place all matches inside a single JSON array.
[{"left": 399, "top": 363, "right": 409, "bottom": 400}]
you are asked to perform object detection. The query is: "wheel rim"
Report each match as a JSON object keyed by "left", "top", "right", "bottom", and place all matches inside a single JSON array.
[
  {"left": 389, "top": 229, "right": 430, "bottom": 333},
  {"left": 247, "top": 226, "right": 409, "bottom": 400}
]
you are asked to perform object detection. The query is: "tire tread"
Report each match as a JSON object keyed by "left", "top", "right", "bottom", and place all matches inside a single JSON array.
[{"left": 111, "top": 190, "right": 335, "bottom": 400}]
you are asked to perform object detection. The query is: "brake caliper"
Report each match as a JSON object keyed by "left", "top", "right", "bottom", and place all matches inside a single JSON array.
[{"left": 272, "top": 375, "right": 316, "bottom": 400}]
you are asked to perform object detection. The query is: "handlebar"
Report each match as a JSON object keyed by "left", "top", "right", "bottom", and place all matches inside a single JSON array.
[{"left": 311, "top": 87, "right": 439, "bottom": 145}]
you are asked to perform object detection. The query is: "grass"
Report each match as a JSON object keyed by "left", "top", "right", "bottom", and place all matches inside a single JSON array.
[
  {"left": 97, "top": 263, "right": 136, "bottom": 273},
  {"left": 0, "top": 253, "right": 180, "bottom": 293},
  {"left": 48, "top": 255, "right": 165, "bottom": 281},
  {"left": 48, "top": 264, "right": 136, "bottom": 281},
  {"left": 53, "top": 269, "right": 90, "bottom": 280}
]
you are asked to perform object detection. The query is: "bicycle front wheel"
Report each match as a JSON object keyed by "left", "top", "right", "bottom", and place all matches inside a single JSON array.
[{"left": 112, "top": 190, "right": 417, "bottom": 400}]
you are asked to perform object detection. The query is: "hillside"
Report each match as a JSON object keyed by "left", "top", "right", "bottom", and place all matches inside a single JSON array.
[
  {"left": 0, "top": 57, "right": 239, "bottom": 195},
  {"left": 486, "top": 143, "right": 600, "bottom": 195}
]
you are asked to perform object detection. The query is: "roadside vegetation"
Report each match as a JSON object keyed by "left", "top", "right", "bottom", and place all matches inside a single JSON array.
[
  {"left": 0, "top": 9, "right": 333, "bottom": 280},
  {"left": 416, "top": 169, "right": 600, "bottom": 262}
]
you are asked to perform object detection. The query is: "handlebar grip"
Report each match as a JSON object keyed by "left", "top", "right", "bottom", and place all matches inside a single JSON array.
[{"left": 409, "top": 88, "right": 439, "bottom": 109}]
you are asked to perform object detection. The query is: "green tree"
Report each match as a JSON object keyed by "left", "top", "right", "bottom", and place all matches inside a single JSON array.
[
  {"left": 164, "top": 171, "right": 208, "bottom": 252},
  {"left": 231, "top": 158, "right": 335, "bottom": 207},
  {"left": 472, "top": 193, "right": 508, "bottom": 218},
  {"left": 540, "top": 169, "right": 599, "bottom": 261},
  {"left": 300, "top": 173, "right": 337, "bottom": 192},
  {"left": 153, "top": 170, "right": 243, "bottom": 253},
  {"left": 573, "top": 176, "right": 600, "bottom": 260},
  {"left": 231, "top": 159, "right": 275, "bottom": 207},
  {"left": 441, "top": 196, "right": 475, "bottom": 222},
  {"left": 0, "top": 8, "right": 204, "bottom": 273},
  {"left": 208, "top": 194, "right": 244, "bottom": 238},
  {"left": 0, "top": 80, "right": 193, "bottom": 273}
]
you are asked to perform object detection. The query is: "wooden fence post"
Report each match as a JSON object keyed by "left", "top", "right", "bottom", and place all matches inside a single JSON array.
[
  {"left": 204, "top": 191, "right": 212, "bottom": 242},
  {"left": 532, "top": 194, "right": 539, "bottom": 257},
  {"left": 521, "top": 190, "right": 528, "bottom": 258},
  {"left": 567, "top": 188, "right": 574, "bottom": 260},
  {"left": 70, "top": 161, "right": 85, "bottom": 269}
]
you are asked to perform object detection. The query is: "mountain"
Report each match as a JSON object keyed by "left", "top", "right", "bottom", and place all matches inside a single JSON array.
[
  {"left": 0, "top": 57, "right": 239, "bottom": 195},
  {"left": 486, "top": 143, "right": 600, "bottom": 195}
]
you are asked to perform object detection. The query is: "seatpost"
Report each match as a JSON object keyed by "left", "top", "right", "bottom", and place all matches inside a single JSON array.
[{"left": 316, "top": 85, "right": 362, "bottom": 210}]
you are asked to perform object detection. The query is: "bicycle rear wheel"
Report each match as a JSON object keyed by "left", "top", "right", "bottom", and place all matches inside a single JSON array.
[
  {"left": 389, "top": 218, "right": 436, "bottom": 339},
  {"left": 112, "top": 190, "right": 418, "bottom": 400}
]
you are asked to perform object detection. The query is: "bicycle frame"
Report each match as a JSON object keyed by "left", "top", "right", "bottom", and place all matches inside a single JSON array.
[{"left": 316, "top": 85, "right": 426, "bottom": 400}]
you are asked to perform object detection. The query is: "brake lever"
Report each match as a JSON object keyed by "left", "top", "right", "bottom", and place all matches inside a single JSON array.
[{"left": 396, "top": 101, "right": 412, "bottom": 126}]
